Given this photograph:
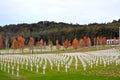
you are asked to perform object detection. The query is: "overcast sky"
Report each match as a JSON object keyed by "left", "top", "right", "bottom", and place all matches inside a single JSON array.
[{"left": 0, "top": 0, "right": 120, "bottom": 26}]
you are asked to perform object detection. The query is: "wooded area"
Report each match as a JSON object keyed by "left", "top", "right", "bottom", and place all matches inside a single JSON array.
[{"left": 0, "top": 19, "right": 120, "bottom": 46}]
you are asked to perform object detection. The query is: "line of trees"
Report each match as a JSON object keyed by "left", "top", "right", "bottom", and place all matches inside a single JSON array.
[
  {"left": 0, "top": 34, "right": 108, "bottom": 54},
  {"left": 0, "top": 19, "right": 120, "bottom": 46}
]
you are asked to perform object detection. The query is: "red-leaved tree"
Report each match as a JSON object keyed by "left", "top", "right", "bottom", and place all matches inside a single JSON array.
[
  {"left": 40, "top": 39, "right": 43, "bottom": 53},
  {"left": 43, "top": 41, "right": 46, "bottom": 49},
  {"left": 5, "top": 37, "right": 9, "bottom": 53},
  {"left": 0, "top": 35, "right": 3, "bottom": 48},
  {"left": 94, "top": 37, "right": 97, "bottom": 46},
  {"left": 96, "top": 37, "right": 100, "bottom": 46},
  {"left": 86, "top": 37, "right": 91, "bottom": 47},
  {"left": 102, "top": 37, "right": 106, "bottom": 45},
  {"left": 48, "top": 39, "right": 53, "bottom": 52},
  {"left": 17, "top": 35, "right": 25, "bottom": 54},
  {"left": 63, "top": 39, "right": 70, "bottom": 50},
  {"left": 72, "top": 38, "right": 79, "bottom": 49},
  {"left": 79, "top": 39, "right": 85, "bottom": 48},
  {"left": 56, "top": 40, "right": 61, "bottom": 50},
  {"left": 12, "top": 38, "right": 19, "bottom": 53},
  {"left": 0, "top": 35, "right": 3, "bottom": 53},
  {"left": 83, "top": 36, "right": 87, "bottom": 47},
  {"left": 36, "top": 39, "right": 43, "bottom": 53},
  {"left": 28, "top": 37, "right": 34, "bottom": 54},
  {"left": 113, "top": 37, "right": 116, "bottom": 45}
]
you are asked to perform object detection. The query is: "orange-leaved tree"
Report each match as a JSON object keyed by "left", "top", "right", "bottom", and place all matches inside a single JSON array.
[
  {"left": 79, "top": 39, "right": 85, "bottom": 48},
  {"left": 5, "top": 37, "right": 9, "bottom": 53},
  {"left": 96, "top": 36, "right": 100, "bottom": 46},
  {"left": 12, "top": 38, "right": 19, "bottom": 53},
  {"left": 94, "top": 37, "right": 97, "bottom": 46},
  {"left": 17, "top": 35, "right": 25, "bottom": 54},
  {"left": 68, "top": 40, "right": 71, "bottom": 47},
  {"left": 28, "top": 37, "right": 34, "bottom": 54},
  {"left": 63, "top": 39, "right": 70, "bottom": 50},
  {"left": 56, "top": 40, "right": 61, "bottom": 50},
  {"left": 40, "top": 39, "right": 43, "bottom": 53},
  {"left": 43, "top": 41, "right": 46, "bottom": 49},
  {"left": 0, "top": 35, "right": 3, "bottom": 48},
  {"left": 83, "top": 36, "right": 87, "bottom": 47},
  {"left": 0, "top": 35, "right": 3, "bottom": 53},
  {"left": 36, "top": 39, "right": 43, "bottom": 53},
  {"left": 113, "top": 37, "right": 116, "bottom": 45},
  {"left": 5, "top": 37, "right": 9, "bottom": 51},
  {"left": 48, "top": 39, "right": 53, "bottom": 52},
  {"left": 102, "top": 37, "right": 106, "bottom": 45},
  {"left": 36, "top": 40, "right": 40, "bottom": 53},
  {"left": 72, "top": 38, "right": 79, "bottom": 49},
  {"left": 86, "top": 37, "right": 91, "bottom": 47}
]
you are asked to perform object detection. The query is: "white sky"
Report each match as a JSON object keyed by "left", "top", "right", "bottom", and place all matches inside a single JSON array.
[{"left": 0, "top": 0, "right": 120, "bottom": 26}]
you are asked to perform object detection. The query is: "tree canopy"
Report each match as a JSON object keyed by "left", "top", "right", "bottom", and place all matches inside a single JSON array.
[{"left": 0, "top": 19, "right": 120, "bottom": 45}]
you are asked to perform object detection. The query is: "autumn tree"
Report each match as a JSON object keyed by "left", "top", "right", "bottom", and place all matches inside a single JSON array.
[
  {"left": 5, "top": 37, "right": 9, "bottom": 53},
  {"left": 72, "top": 38, "right": 79, "bottom": 49},
  {"left": 0, "top": 35, "right": 3, "bottom": 48},
  {"left": 96, "top": 37, "right": 100, "bottom": 46},
  {"left": 28, "top": 37, "right": 34, "bottom": 54},
  {"left": 100, "top": 37, "right": 103, "bottom": 45},
  {"left": 12, "top": 38, "right": 19, "bottom": 53},
  {"left": 43, "top": 41, "right": 47, "bottom": 49},
  {"left": 83, "top": 36, "right": 87, "bottom": 47},
  {"left": 0, "top": 35, "right": 3, "bottom": 53},
  {"left": 79, "top": 39, "right": 85, "bottom": 48},
  {"left": 68, "top": 40, "right": 71, "bottom": 47},
  {"left": 86, "top": 37, "right": 91, "bottom": 47},
  {"left": 17, "top": 35, "right": 25, "bottom": 54},
  {"left": 48, "top": 39, "right": 53, "bottom": 52},
  {"left": 56, "top": 40, "right": 61, "bottom": 50},
  {"left": 36, "top": 39, "right": 44, "bottom": 53},
  {"left": 40, "top": 39, "right": 43, "bottom": 53},
  {"left": 36, "top": 41, "right": 40, "bottom": 53},
  {"left": 102, "top": 37, "right": 106, "bottom": 46},
  {"left": 5, "top": 37, "right": 9, "bottom": 49},
  {"left": 113, "top": 37, "right": 116, "bottom": 45},
  {"left": 94, "top": 37, "right": 97, "bottom": 46},
  {"left": 63, "top": 39, "right": 69, "bottom": 50}
]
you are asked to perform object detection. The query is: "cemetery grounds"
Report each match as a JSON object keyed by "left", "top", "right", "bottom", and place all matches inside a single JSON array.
[{"left": 0, "top": 46, "right": 120, "bottom": 80}]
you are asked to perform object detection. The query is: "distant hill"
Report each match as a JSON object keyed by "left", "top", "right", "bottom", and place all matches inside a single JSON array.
[{"left": 0, "top": 19, "right": 120, "bottom": 44}]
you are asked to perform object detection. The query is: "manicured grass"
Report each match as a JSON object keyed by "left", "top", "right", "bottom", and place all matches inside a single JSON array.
[
  {"left": 0, "top": 56, "right": 120, "bottom": 80},
  {"left": 0, "top": 45, "right": 118, "bottom": 54},
  {"left": 0, "top": 46, "right": 120, "bottom": 80}
]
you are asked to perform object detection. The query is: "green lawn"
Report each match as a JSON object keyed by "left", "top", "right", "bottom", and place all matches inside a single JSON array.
[
  {"left": 0, "top": 46, "right": 120, "bottom": 80},
  {"left": 0, "top": 45, "right": 118, "bottom": 54},
  {"left": 0, "top": 56, "right": 120, "bottom": 80}
]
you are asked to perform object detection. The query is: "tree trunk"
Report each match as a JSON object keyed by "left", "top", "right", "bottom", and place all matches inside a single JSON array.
[
  {"left": 40, "top": 46, "right": 42, "bottom": 53},
  {"left": 22, "top": 48, "right": 24, "bottom": 54},
  {"left": 13, "top": 48, "right": 14, "bottom": 54},
  {"left": 51, "top": 47, "right": 52, "bottom": 52}
]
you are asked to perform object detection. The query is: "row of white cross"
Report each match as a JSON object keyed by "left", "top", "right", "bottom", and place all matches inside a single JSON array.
[{"left": 0, "top": 48, "right": 120, "bottom": 77}]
